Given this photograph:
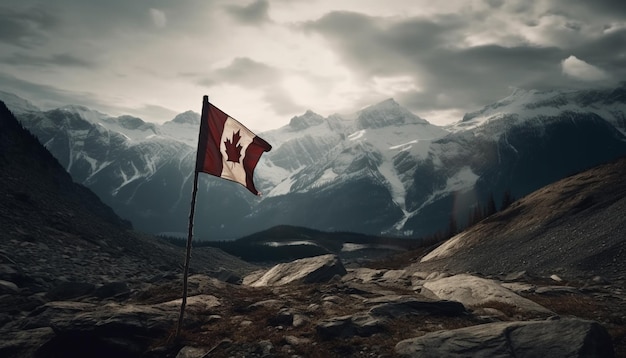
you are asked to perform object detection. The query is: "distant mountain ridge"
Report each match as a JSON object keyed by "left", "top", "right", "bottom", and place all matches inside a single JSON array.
[{"left": 3, "top": 84, "right": 626, "bottom": 240}]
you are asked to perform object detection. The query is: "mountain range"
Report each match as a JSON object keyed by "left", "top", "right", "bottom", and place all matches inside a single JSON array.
[{"left": 2, "top": 84, "right": 626, "bottom": 240}]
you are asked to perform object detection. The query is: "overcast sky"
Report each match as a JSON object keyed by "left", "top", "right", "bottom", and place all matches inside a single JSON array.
[{"left": 1, "top": 0, "right": 625, "bottom": 131}]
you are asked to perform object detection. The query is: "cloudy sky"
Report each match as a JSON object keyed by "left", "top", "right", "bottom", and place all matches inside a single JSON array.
[{"left": 1, "top": 0, "right": 625, "bottom": 131}]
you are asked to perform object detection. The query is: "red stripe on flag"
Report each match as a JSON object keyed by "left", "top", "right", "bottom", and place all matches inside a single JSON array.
[
  {"left": 243, "top": 136, "right": 272, "bottom": 195},
  {"left": 195, "top": 103, "right": 227, "bottom": 175}
]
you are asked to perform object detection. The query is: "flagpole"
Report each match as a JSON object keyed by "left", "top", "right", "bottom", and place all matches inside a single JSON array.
[{"left": 176, "top": 95, "right": 207, "bottom": 339}]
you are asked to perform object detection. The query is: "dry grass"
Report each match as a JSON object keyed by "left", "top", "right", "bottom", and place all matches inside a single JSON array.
[{"left": 146, "top": 279, "right": 481, "bottom": 357}]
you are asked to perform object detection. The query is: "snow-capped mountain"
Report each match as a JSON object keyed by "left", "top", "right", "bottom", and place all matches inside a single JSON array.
[{"left": 3, "top": 84, "right": 626, "bottom": 240}]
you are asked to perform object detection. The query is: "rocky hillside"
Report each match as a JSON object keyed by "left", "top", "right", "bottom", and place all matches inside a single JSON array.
[
  {"left": 415, "top": 156, "right": 626, "bottom": 281},
  {"left": 0, "top": 100, "right": 255, "bottom": 278}
]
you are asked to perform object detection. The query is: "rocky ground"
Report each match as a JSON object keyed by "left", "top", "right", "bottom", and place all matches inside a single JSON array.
[{"left": 1, "top": 251, "right": 624, "bottom": 357}]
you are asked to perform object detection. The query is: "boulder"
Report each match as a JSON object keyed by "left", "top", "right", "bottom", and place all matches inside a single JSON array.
[
  {"left": 206, "top": 268, "right": 242, "bottom": 284},
  {"left": 176, "top": 346, "right": 211, "bottom": 358},
  {"left": 343, "top": 268, "right": 410, "bottom": 287},
  {"left": 422, "top": 274, "right": 552, "bottom": 315},
  {"left": 395, "top": 317, "right": 614, "bottom": 358},
  {"left": 0, "top": 279, "right": 19, "bottom": 294},
  {"left": 0, "top": 327, "right": 55, "bottom": 358},
  {"left": 93, "top": 281, "right": 130, "bottom": 299},
  {"left": 316, "top": 313, "right": 386, "bottom": 339},
  {"left": 243, "top": 254, "right": 347, "bottom": 287},
  {"left": 46, "top": 281, "right": 96, "bottom": 300},
  {"left": 18, "top": 294, "right": 220, "bottom": 357}
]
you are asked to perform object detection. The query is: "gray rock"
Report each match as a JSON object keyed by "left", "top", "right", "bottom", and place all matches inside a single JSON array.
[
  {"left": 268, "top": 308, "right": 294, "bottom": 327},
  {"left": 258, "top": 340, "right": 273, "bottom": 356},
  {"left": 284, "top": 335, "right": 312, "bottom": 345},
  {"left": 0, "top": 279, "right": 19, "bottom": 294},
  {"left": 292, "top": 313, "right": 309, "bottom": 328},
  {"left": 248, "top": 299, "right": 283, "bottom": 309},
  {"left": 550, "top": 274, "right": 563, "bottom": 282},
  {"left": 0, "top": 293, "right": 47, "bottom": 316},
  {"left": 207, "top": 268, "right": 242, "bottom": 284},
  {"left": 534, "top": 285, "right": 580, "bottom": 295},
  {"left": 343, "top": 268, "right": 410, "bottom": 287},
  {"left": 243, "top": 254, "right": 347, "bottom": 287},
  {"left": 0, "top": 327, "right": 55, "bottom": 357},
  {"left": 316, "top": 313, "right": 386, "bottom": 339},
  {"left": 18, "top": 294, "right": 221, "bottom": 357},
  {"left": 367, "top": 296, "right": 467, "bottom": 318},
  {"left": 20, "top": 301, "right": 98, "bottom": 330},
  {"left": 395, "top": 318, "right": 615, "bottom": 358},
  {"left": 93, "top": 281, "right": 130, "bottom": 299},
  {"left": 423, "top": 274, "right": 553, "bottom": 315},
  {"left": 46, "top": 281, "right": 96, "bottom": 300},
  {"left": 176, "top": 346, "right": 210, "bottom": 358}
]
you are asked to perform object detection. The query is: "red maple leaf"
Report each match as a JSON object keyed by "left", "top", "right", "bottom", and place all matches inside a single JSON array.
[{"left": 224, "top": 130, "right": 243, "bottom": 163}]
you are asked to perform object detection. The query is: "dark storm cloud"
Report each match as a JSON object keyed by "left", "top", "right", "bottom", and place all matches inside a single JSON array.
[
  {"left": 0, "top": 72, "right": 104, "bottom": 110},
  {"left": 559, "top": 0, "right": 626, "bottom": 17},
  {"left": 569, "top": 28, "right": 626, "bottom": 76},
  {"left": 303, "top": 9, "right": 622, "bottom": 114},
  {"left": 303, "top": 11, "right": 466, "bottom": 77},
  {"left": 396, "top": 45, "right": 567, "bottom": 111},
  {"left": 197, "top": 57, "right": 281, "bottom": 88},
  {"left": 195, "top": 57, "right": 304, "bottom": 116},
  {"left": 0, "top": 72, "right": 178, "bottom": 122},
  {"left": 485, "top": 0, "right": 505, "bottom": 9},
  {"left": 0, "top": 6, "right": 57, "bottom": 48},
  {"left": 224, "top": 0, "right": 271, "bottom": 25},
  {"left": 1, "top": 53, "right": 94, "bottom": 68},
  {"left": 263, "top": 88, "right": 306, "bottom": 115}
]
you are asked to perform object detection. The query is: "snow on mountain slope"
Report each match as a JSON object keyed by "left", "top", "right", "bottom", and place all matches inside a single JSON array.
[
  {"left": 6, "top": 84, "right": 626, "bottom": 240},
  {"left": 450, "top": 86, "right": 626, "bottom": 137},
  {"left": 261, "top": 100, "right": 449, "bottom": 207},
  {"left": 160, "top": 110, "right": 201, "bottom": 146}
]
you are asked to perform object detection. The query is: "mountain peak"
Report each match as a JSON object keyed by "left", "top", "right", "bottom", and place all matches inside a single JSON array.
[
  {"left": 115, "top": 115, "right": 151, "bottom": 130},
  {"left": 357, "top": 98, "right": 428, "bottom": 129},
  {"left": 169, "top": 110, "right": 200, "bottom": 125},
  {"left": 288, "top": 110, "right": 325, "bottom": 130},
  {"left": 371, "top": 98, "right": 400, "bottom": 109}
]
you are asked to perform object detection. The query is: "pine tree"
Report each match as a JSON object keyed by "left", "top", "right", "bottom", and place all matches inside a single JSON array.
[
  {"left": 501, "top": 189, "right": 514, "bottom": 210},
  {"left": 484, "top": 193, "right": 497, "bottom": 217}
]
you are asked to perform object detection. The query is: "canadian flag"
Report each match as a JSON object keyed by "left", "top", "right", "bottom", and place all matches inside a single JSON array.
[{"left": 195, "top": 100, "right": 272, "bottom": 195}]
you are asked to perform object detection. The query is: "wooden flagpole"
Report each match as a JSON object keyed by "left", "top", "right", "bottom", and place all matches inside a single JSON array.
[{"left": 176, "top": 95, "right": 207, "bottom": 339}]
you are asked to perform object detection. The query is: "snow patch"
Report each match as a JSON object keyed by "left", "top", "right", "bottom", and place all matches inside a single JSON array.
[
  {"left": 378, "top": 160, "right": 405, "bottom": 208},
  {"left": 264, "top": 241, "right": 317, "bottom": 247},
  {"left": 393, "top": 166, "right": 479, "bottom": 231},
  {"left": 348, "top": 129, "right": 366, "bottom": 141},
  {"left": 319, "top": 168, "right": 338, "bottom": 182},
  {"left": 389, "top": 139, "right": 418, "bottom": 151},
  {"left": 342, "top": 243, "right": 405, "bottom": 252},
  {"left": 268, "top": 175, "right": 295, "bottom": 197}
]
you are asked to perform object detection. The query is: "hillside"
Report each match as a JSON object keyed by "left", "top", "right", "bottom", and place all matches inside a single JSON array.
[
  {"left": 0, "top": 100, "right": 257, "bottom": 292},
  {"left": 414, "top": 156, "right": 626, "bottom": 280}
]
